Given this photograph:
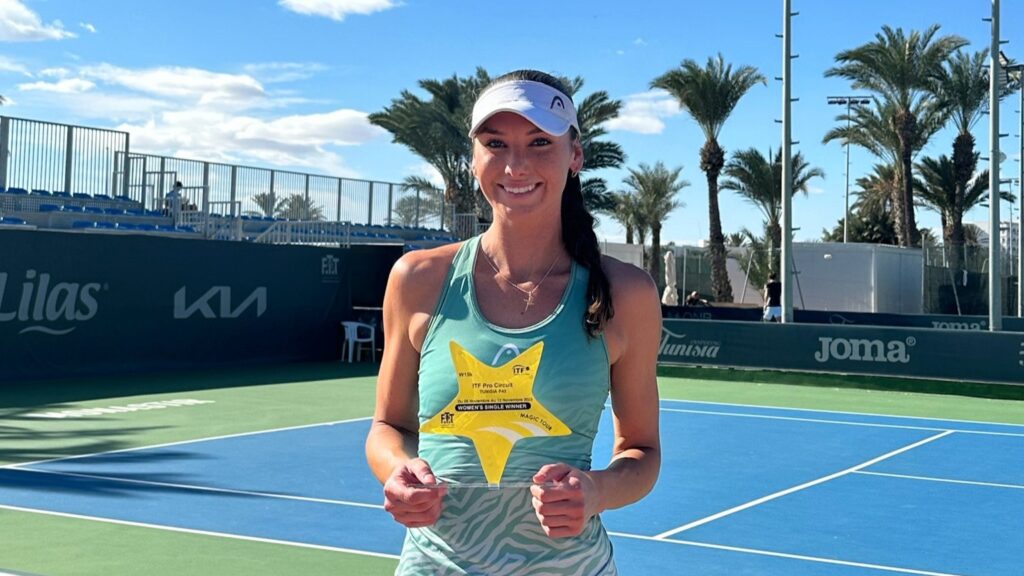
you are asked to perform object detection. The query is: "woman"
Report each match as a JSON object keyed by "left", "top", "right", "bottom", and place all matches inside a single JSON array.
[{"left": 365, "top": 70, "right": 661, "bottom": 575}]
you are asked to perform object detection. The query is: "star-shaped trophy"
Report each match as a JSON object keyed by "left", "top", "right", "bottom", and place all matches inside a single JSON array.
[{"left": 421, "top": 340, "right": 571, "bottom": 486}]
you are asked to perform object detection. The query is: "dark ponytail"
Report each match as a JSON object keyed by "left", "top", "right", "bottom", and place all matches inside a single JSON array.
[
  {"left": 483, "top": 69, "right": 614, "bottom": 337},
  {"left": 561, "top": 168, "right": 613, "bottom": 337}
]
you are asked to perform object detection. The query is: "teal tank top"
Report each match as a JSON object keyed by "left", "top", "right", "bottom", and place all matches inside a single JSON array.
[{"left": 397, "top": 236, "right": 616, "bottom": 575}]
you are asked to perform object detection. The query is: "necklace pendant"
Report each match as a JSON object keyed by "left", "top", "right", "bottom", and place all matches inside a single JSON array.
[{"left": 524, "top": 290, "right": 535, "bottom": 313}]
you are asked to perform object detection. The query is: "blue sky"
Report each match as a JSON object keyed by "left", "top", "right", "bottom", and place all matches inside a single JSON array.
[{"left": 2, "top": 0, "right": 1023, "bottom": 244}]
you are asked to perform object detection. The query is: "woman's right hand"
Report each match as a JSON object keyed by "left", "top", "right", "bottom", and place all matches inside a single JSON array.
[{"left": 382, "top": 458, "right": 447, "bottom": 528}]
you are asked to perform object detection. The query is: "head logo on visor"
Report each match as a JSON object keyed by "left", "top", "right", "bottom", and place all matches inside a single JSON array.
[{"left": 469, "top": 80, "right": 579, "bottom": 138}]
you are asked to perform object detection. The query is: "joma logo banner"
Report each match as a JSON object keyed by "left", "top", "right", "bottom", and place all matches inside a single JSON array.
[
  {"left": 0, "top": 270, "right": 102, "bottom": 335},
  {"left": 659, "top": 327, "right": 721, "bottom": 359},
  {"left": 814, "top": 336, "right": 914, "bottom": 364},
  {"left": 173, "top": 286, "right": 267, "bottom": 319}
]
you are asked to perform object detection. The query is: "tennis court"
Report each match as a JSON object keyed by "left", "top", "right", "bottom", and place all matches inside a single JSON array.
[{"left": 1, "top": 363, "right": 1021, "bottom": 576}]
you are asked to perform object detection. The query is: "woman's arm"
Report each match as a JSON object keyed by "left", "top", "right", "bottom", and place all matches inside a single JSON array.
[{"left": 365, "top": 247, "right": 456, "bottom": 527}]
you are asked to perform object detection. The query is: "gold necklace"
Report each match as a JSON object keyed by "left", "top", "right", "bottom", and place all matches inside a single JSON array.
[{"left": 481, "top": 248, "right": 561, "bottom": 314}]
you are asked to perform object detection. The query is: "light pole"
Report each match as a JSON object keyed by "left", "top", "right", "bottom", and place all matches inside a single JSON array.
[
  {"left": 827, "top": 96, "right": 871, "bottom": 243},
  {"left": 1001, "top": 51, "right": 1024, "bottom": 316}
]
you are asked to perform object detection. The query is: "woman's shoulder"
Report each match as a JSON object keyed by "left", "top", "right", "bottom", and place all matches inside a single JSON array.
[
  {"left": 388, "top": 242, "right": 464, "bottom": 300},
  {"left": 600, "top": 254, "right": 657, "bottom": 298}
]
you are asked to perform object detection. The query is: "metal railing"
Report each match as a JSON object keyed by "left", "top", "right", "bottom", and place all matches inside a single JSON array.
[{"left": 0, "top": 115, "right": 459, "bottom": 240}]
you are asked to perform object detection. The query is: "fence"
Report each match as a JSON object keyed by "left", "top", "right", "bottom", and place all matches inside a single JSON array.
[
  {"left": 0, "top": 116, "right": 130, "bottom": 197},
  {"left": 0, "top": 115, "right": 454, "bottom": 235}
]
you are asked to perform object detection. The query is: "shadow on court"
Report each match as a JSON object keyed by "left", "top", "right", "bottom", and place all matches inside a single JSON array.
[{"left": 0, "top": 361, "right": 380, "bottom": 409}]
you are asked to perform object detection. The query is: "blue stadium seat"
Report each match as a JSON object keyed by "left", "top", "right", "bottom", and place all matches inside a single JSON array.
[
  {"left": 52, "top": 191, "right": 71, "bottom": 198},
  {"left": 72, "top": 221, "right": 96, "bottom": 228},
  {"left": 0, "top": 216, "right": 27, "bottom": 225},
  {"left": 93, "top": 194, "right": 112, "bottom": 200},
  {"left": 103, "top": 208, "right": 127, "bottom": 215},
  {"left": 116, "top": 222, "right": 138, "bottom": 230},
  {"left": 7, "top": 187, "right": 28, "bottom": 195},
  {"left": 136, "top": 223, "right": 157, "bottom": 231},
  {"left": 31, "top": 189, "right": 51, "bottom": 196},
  {"left": 38, "top": 204, "right": 60, "bottom": 212},
  {"left": 94, "top": 221, "right": 116, "bottom": 229},
  {"left": 125, "top": 208, "right": 145, "bottom": 216},
  {"left": 72, "top": 192, "right": 91, "bottom": 199},
  {"left": 61, "top": 205, "right": 85, "bottom": 212},
  {"left": 116, "top": 195, "right": 134, "bottom": 202},
  {"left": 83, "top": 206, "right": 105, "bottom": 214}
]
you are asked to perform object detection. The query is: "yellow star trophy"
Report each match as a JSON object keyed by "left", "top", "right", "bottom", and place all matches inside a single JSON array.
[{"left": 421, "top": 341, "right": 572, "bottom": 488}]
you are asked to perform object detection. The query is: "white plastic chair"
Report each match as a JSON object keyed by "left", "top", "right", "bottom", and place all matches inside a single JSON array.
[{"left": 341, "top": 321, "right": 376, "bottom": 363}]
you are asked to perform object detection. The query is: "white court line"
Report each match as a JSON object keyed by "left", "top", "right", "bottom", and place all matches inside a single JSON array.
[
  {"left": 5, "top": 467, "right": 385, "bottom": 509},
  {"left": 4, "top": 417, "right": 372, "bottom": 469},
  {"left": 0, "top": 504, "right": 400, "bottom": 560},
  {"left": 608, "top": 531, "right": 964, "bottom": 576},
  {"left": 660, "top": 407, "right": 1024, "bottom": 437},
  {"left": 652, "top": 430, "right": 955, "bottom": 540},
  {"left": 661, "top": 398, "right": 1024, "bottom": 431},
  {"left": 854, "top": 470, "right": 1024, "bottom": 491}
]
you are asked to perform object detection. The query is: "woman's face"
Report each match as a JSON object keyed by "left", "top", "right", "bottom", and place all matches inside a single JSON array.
[{"left": 471, "top": 111, "right": 583, "bottom": 218}]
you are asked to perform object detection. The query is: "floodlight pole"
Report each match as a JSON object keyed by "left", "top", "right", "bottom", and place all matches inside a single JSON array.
[
  {"left": 781, "top": 0, "right": 794, "bottom": 323},
  {"left": 990, "top": 0, "right": 1003, "bottom": 331},
  {"left": 827, "top": 96, "right": 870, "bottom": 243},
  {"left": 1016, "top": 74, "right": 1024, "bottom": 317}
]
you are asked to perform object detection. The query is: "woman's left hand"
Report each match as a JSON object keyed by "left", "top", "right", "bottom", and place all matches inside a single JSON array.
[{"left": 530, "top": 463, "right": 601, "bottom": 538}]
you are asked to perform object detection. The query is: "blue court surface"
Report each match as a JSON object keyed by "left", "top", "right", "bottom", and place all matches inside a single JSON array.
[{"left": 1, "top": 400, "right": 1021, "bottom": 575}]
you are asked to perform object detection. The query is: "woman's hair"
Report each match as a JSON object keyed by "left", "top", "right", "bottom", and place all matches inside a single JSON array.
[{"left": 482, "top": 70, "right": 614, "bottom": 337}]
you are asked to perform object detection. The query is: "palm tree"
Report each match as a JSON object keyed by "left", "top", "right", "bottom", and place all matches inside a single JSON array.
[
  {"left": 822, "top": 164, "right": 899, "bottom": 244},
  {"left": 652, "top": 54, "right": 766, "bottom": 301},
  {"left": 279, "top": 194, "right": 324, "bottom": 221},
  {"left": 622, "top": 162, "right": 689, "bottom": 286},
  {"left": 825, "top": 25, "right": 967, "bottom": 247},
  {"left": 915, "top": 153, "right": 1012, "bottom": 268},
  {"left": 606, "top": 190, "right": 645, "bottom": 245},
  {"left": 370, "top": 70, "right": 488, "bottom": 226},
  {"left": 569, "top": 78, "right": 627, "bottom": 211},
  {"left": 246, "top": 191, "right": 285, "bottom": 218},
  {"left": 395, "top": 176, "right": 445, "bottom": 228},
  {"left": 931, "top": 49, "right": 998, "bottom": 267},
  {"left": 720, "top": 148, "right": 824, "bottom": 273}
]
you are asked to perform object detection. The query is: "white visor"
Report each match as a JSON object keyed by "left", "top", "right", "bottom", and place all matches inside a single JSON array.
[{"left": 469, "top": 80, "right": 579, "bottom": 138}]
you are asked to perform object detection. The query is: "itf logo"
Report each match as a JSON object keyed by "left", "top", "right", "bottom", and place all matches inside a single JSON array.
[
  {"left": 440, "top": 412, "right": 455, "bottom": 427},
  {"left": 321, "top": 255, "right": 339, "bottom": 282}
]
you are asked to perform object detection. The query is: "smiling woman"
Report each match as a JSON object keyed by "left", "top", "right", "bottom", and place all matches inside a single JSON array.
[{"left": 366, "top": 69, "right": 663, "bottom": 575}]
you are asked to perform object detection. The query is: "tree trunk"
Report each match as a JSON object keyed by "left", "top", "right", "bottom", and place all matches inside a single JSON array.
[
  {"left": 651, "top": 225, "right": 662, "bottom": 287},
  {"left": 625, "top": 225, "right": 634, "bottom": 245},
  {"left": 949, "top": 131, "right": 976, "bottom": 271},
  {"left": 701, "top": 139, "right": 733, "bottom": 302},
  {"left": 768, "top": 221, "right": 782, "bottom": 274},
  {"left": 896, "top": 110, "right": 919, "bottom": 247}
]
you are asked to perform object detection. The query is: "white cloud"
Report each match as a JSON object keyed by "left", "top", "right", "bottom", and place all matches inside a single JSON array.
[
  {"left": 242, "top": 62, "right": 327, "bottom": 84},
  {"left": 18, "top": 78, "right": 95, "bottom": 93},
  {"left": 0, "top": 55, "right": 30, "bottom": 75},
  {"left": 0, "top": 0, "right": 75, "bottom": 41},
  {"left": 80, "top": 64, "right": 265, "bottom": 107},
  {"left": 16, "top": 60, "right": 387, "bottom": 178},
  {"left": 79, "top": 22, "right": 96, "bottom": 33},
  {"left": 604, "top": 89, "right": 681, "bottom": 134},
  {"left": 633, "top": 38, "right": 647, "bottom": 46},
  {"left": 40, "top": 67, "right": 70, "bottom": 78},
  {"left": 279, "top": 0, "right": 400, "bottom": 21},
  {"left": 808, "top": 185, "right": 825, "bottom": 195}
]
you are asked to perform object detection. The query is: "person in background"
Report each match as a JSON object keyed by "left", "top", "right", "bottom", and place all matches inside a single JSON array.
[
  {"left": 763, "top": 271, "right": 782, "bottom": 322},
  {"left": 685, "top": 290, "right": 709, "bottom": 306},
  {"left": 165, "top": 181, "right": 184, "bottom": 224},
  {"left": 365, "top": 69, "right": 661, "bottom": 575}
]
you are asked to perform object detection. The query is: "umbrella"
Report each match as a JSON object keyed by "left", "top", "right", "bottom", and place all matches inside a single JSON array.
[{"left": 661, "top": 250, "right": 678, "bottom": 305}]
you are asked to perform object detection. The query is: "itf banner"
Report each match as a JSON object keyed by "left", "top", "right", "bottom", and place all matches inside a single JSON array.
[{"left": 659, "top": 319, "right": 1024, "bottom": 386}]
